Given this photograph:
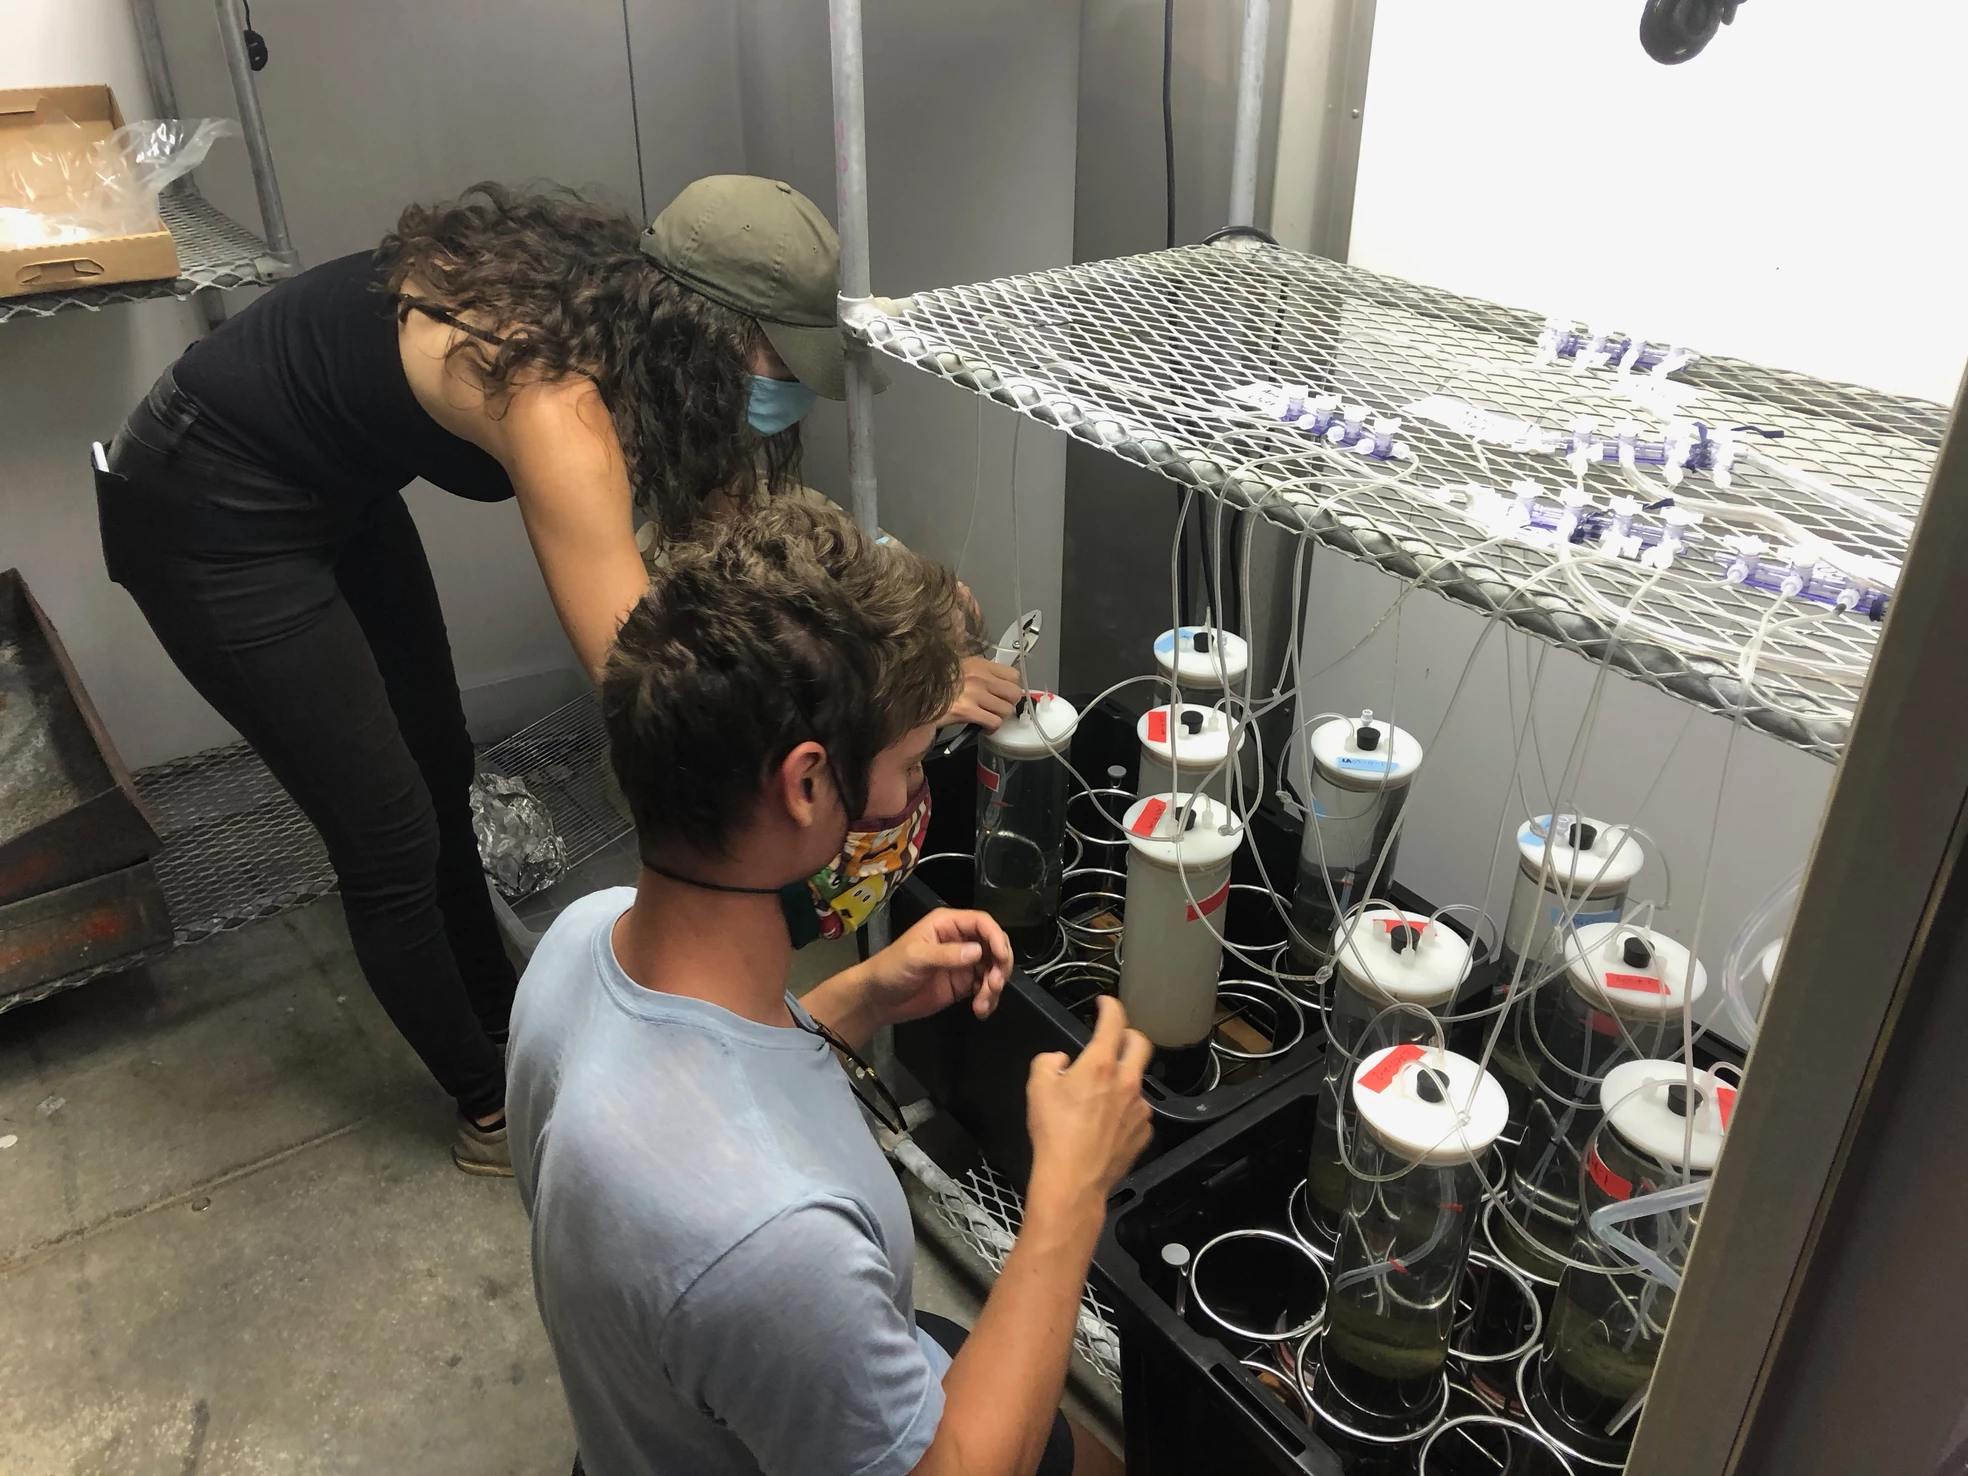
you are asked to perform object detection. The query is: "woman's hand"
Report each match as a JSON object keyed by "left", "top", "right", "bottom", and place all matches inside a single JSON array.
[{"left": 948, "top": 655, "right": 1022, "bottom": 732}]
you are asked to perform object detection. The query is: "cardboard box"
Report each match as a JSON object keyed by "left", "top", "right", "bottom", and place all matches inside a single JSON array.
[{"left": 0, "top": 84, "right": 182, "bottom": 299}]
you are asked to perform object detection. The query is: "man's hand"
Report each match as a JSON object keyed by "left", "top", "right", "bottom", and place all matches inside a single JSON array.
[
  {"left": 944, "top": 656, "right": 1022, "bottom": 732},
  {"left": 1025, "top": 996, "right": 1154, "bottom": 1224},
  {"left": 859, "top": 908, "right": 1014, "bottom": 1028}
]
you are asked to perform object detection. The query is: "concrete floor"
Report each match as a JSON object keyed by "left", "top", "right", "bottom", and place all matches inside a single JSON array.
[{"left": 0, "top": 896, "right": 1008, "bottom": 1476}]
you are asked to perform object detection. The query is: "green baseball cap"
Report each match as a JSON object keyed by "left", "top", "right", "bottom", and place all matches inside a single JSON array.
[{"left": 639, "top": 174, "right": 885, "bottom": 402}]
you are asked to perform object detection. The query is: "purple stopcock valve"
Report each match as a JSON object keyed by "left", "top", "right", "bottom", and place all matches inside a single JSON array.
[
  {"left": 1341, "top": 403, "right": 1369, "bottom": 440},
  {"left": 1369, "top": 415, "right": 1402, "bottom": 459},
  {"left": 1511, "top": 480, "right": 1542, "bottom": 525},
  {"left": 1282, "top": 383, "right": 1309, "bottom": 422},
  {"left": 1308, "top": 393, "right": 1339, "bottom": 436},
  {"left": 1557, "top": 486, "right": 1591, "bottom": 543},
  {"left": 1723, "top": 535, "right": 1766, "bottom": 585}
]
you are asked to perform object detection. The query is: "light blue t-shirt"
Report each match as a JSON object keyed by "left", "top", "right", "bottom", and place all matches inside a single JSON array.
[{"left": 508, "top": 888, "right": 949, "bottom": 1476}]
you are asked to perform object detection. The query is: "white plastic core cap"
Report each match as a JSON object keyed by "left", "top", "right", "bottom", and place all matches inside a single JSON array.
[
  {"left": 1120, "top": 792, "right": 1243, "bottom": 871},
  {"left": 1137, "top": 704, "right": 1243, "bottom": 768},
  {"left": 1351, "top": 1043, "right": 1509, "bottom": 1166},
  {"left": 1153, "top": 627, "right": 1250, "bottom": 687},
  {"left": 1563, "top": 922, "right": 1708, "bottom": 1020},
  {"left": 1333, "top": 908, "right": 1472, "bottom": 1008},
  {"left": 1600, "top": 1059, "right": 1735, "bottom": 1174},
  {"left": 1308, "top": 712, "right": 1423, "bottom": 791},
  {"left": 981, "top": 692, "right": 1080, "bottom": 759},
  {"left": 1515, "top": 814, "right": 1645, "bottom": 896}
]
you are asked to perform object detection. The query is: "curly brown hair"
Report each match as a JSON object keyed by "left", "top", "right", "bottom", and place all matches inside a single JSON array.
[
  {"left": 602, "top": 497, "right": 966, "bottom": 860},
  {"left": 378, "top": 182, "right": 799, "bottom": 534}
]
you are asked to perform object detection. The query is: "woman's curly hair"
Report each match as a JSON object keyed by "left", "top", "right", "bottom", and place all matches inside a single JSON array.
[{"left": 378, "top": 183, "right": 799, "bottom": 535}]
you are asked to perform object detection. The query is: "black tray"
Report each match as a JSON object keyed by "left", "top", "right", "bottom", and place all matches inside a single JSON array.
[{"left": 1095, "top": 1075, "right": 1344, "bottom": 1476}]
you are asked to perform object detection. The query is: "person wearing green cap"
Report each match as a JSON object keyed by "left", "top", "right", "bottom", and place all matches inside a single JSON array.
[{"left": 93, "top": 176, "right": 1022, "bottom": 1176}]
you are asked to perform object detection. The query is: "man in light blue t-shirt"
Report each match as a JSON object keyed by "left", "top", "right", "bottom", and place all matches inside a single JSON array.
[{"left": 509, "top": 499, "right": 1152, "bottom": 1476}]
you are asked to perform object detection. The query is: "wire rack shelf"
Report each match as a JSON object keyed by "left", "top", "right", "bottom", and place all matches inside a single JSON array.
[
  {"left": 855, "top": 241, "right": 1947, "bottom": 761},
  {"left": 0, "top": 193, "right": 290, "bottom": 327},
  {"left": 8, "top": 696, "right": 631, "bottom": 1012},
  {"left": 477, "top": 693, "right": 632, "bottom": 881}
]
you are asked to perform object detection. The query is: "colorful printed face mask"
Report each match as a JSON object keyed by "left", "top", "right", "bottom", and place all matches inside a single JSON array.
[{"left": 779, "top": 782, "right": 933, "bottom": 947}]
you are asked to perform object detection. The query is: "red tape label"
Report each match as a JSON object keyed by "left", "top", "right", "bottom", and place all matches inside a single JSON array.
[
  {"left": 1379, "top": 917, "right": 1428, "bottom": 935},
  {"left": 1589, "top": 1010, "right": 1622, "bottom": 1038},
  {"left": 1186, "top": 879, "right": 1231, "bottom": 922},
  {"left": 976, "top": 762, "right": 999, "bottom": 792},
  {"left": 1604, "top": 971, "right": 1668, "bottom": 995},
  {"left": 1586, "top": 1144, "right": 1632, "bottom": 1201},
  {"left": 1130, "top": 796, "right": 1169, "bottom": 836},
  {"left": 1147, "top": 708, "right": 1169, "bottom": 744},
  {"left": 1715, "top": 1084, "right": 1738, "bottom": 1128},
  {"left": 1358, "top": 1042, "right": 1427, "bottom": 1094}
]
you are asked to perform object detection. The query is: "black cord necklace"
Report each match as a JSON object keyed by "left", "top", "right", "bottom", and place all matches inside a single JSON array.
[{"left": 641, "top": 860, "right": 786, "bottom": 897}]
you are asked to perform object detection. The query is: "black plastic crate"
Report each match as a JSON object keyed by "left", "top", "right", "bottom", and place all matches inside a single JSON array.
[
  {"left": 896, "top": 736, "right": 1323, "bottom": 1186},
  {"left": 1095, "top": 1076, "right": 1344, "bottom": 1476}
]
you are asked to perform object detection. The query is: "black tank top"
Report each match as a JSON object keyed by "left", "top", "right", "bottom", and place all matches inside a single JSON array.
[{"left": 173, "top": 251, "right": 515, "bottom": 502}]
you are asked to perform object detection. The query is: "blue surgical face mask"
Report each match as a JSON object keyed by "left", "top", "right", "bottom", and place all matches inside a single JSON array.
[{"left": 747, "top": 374, "right": 818, "bottom": 436}]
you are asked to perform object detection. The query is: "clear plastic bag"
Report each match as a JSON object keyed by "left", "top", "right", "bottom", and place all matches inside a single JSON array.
[{"left": 0, "top": 100, "right": 239, "bottom": 249}]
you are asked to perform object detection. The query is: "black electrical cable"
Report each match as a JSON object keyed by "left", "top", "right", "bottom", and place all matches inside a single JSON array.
[{"left": 1162, "top": 0, "right": 1177, "bottom": 249}]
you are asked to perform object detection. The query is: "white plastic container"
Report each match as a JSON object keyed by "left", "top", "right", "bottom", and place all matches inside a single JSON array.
[
  {"left": 975, "top": 693, "right": 1080, "bottom": 957},
  {"left": 1324, "top": 1044, "right": 1509, "bottom": 1394},
  {"left": 1135, "top": 703, "right": 1247, "bottom": 804},
  {"left": 1153, "top": 625, "right": 1250, "bottom": 693},
  {"left": 1501, "top": 814, "right": 1645, "bottom": 969},
  {"left": 1117, "top": 792, "right": 1244, "bottom": 1048},
  {"left": 1289, "top": 712, "right": 1423, "bottom": 955},
  {"left": 1499, "top": 924, "right": 1711, "bottom": 1280},
  {"left": 1307, "top": 909, "right": 1475, "bottom": 1226},
  {"left": 1533, "top": 1059, "right": 1736, "bottom": 1466}
]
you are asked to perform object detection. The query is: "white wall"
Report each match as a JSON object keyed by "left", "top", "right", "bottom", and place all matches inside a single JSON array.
[
  {"left": 1283, "top": 0, "right": 1968, "bottom": 1042},
  {"left": 728, "top": 0, "right": 1083, "bottom": 690},
  {"left": 1290, "top": 555, "right": 1829, "bottom": 1043},
  {"left": 5, "top": 0, "right": 660, "bottom": 766},
  {"left": 2, "top": 1, "right": 225, "bottom": 766},
  {"left": 1348, "top": 1, "right": 1968, "bottom": 405}
]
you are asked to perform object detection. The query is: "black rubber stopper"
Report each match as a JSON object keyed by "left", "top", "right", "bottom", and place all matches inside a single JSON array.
[
  {"left": 1569, "top": 820, "right": 1600, "bottom": 851},
  {"left": 1639, "top": 0, "right": 1734, "bottom": 64},
  {"left": 1183, "top": 809, "right": 1198, "bottom": 831},
  {"left": 1193, "top": 630, "right": 1213, "bottom": 654},
  {"left": 1355, "top": 724, "right": 1382, "bottom": 751},
  {"left": 1416, "top": 1068, "right": 1449, "bottom": 1104},
  {"left": 1180, "top": 709, "right": 1205, "bottom": 735},
  {"left": 1622, "top": 935, "right": 1653, "bottom": 968},
  {"left": 1389, "top": 923, "right": 1419, "bottom": 955},
  {"left": 1666, "top": 1083, "right": 1702, "bottom": 1117}
]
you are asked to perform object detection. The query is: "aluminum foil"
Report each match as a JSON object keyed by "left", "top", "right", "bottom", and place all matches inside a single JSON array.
[{"left": 470, "top": 773, "right": 567, "bottom": 900}]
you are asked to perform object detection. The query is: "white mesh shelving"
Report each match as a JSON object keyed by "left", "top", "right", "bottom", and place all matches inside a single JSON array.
[
  {"left": 854, "top": 242, "right": 1945, "bottom": 760},
  {"left": 0, "top": 193, "right": 289, "bottom": 326}
]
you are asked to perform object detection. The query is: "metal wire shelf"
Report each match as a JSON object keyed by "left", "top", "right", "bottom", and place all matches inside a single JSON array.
[
  {"left": 476, "top": 693, "right": 632, "bottom": 879},
  {"left": 855, "top": 241, "right": 1946, "bottom": 760},
  {"left": 8, "top": 695, "right": 630, "bottom": 1012},
  {"left": 903, "top": 1144, "right": 1124, "bottom": 1395},
  {"left": 0, "top": 192, "right": 289, "bottom": 326}
]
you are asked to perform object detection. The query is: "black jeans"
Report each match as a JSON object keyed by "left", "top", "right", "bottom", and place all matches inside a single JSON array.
[
  {"left": 95, "top": 369, "right": 513, "bottom": 1119},
  {"left": 568, "top": 1311, "right": 1078, "bottom": 1476}
]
